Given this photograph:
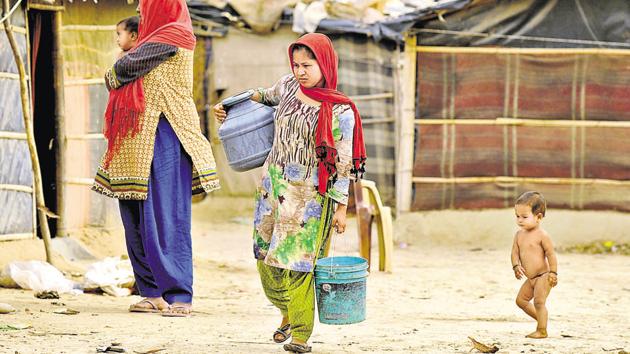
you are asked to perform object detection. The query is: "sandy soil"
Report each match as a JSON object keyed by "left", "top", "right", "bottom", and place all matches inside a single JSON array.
[{"left": 1, "top": 197, "right": 629, "bottom": 354}]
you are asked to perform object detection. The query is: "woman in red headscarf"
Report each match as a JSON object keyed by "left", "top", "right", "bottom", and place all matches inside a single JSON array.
[
  {"left": 215, "top": 33, "right": 366, "bottom": 353},
  {"left": 93, "top": 0, "right": 220, "bottom": 317}
]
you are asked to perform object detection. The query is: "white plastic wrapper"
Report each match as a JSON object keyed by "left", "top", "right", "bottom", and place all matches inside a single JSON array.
[{"left": 0, "top": 260, "right": 79, "bottom": 294}]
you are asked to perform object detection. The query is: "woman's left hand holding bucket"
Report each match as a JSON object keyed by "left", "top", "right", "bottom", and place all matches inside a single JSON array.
[{"left": 332, "top": 204, "right": 347, "bottom": 234}]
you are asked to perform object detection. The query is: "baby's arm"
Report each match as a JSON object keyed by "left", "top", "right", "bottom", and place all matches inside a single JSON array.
[
  {"left": 542, "top": 233, "right": 558, "bottom": 287},
  {"left": 511, "top": 233, "right": 525, "bottom": 279}
]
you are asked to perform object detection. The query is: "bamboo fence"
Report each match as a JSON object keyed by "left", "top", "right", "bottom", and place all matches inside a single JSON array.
[{"left": 395, "top": 42, "right": 630, "bottom": 212}]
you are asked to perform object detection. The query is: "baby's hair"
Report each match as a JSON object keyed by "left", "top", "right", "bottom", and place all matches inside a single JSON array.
[
  {"left": 117, "top": 16, "right": 139, "bottom": 34},
  {"left": 292, "top": 43, "right": 316, "bottom": 59},
  {"left": 515, "top": 191, "right": 547, "bottom": 217}
]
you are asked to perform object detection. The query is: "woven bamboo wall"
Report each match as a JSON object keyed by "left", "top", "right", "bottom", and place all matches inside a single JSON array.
[{"left": 412, "top": 48, "right": 630, "bottom": 211}]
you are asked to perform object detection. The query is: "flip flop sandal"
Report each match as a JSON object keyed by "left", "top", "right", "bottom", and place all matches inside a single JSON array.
[
  {"left": 283, "top": 343, "right": 312, "bottom": 353},
  {"left": 273, "top": 323, "right": 291, "bottom": 343},
  {"left": 128, "top": 299, "right": 161, "bottom": 313},
  {"left": 161, "top": 305, "right": 192, "bottom": 318}
]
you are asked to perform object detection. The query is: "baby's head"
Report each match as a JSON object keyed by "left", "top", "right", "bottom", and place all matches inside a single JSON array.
[
  {"left": 514, "top": 191, "right": 546, "bottom": 230},
  {"left": 116, "top": 16, "right": 139, "bottom": 52}
]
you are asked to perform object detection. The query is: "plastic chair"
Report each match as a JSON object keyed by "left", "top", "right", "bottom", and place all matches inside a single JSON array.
[{"left": 354, "top": 179, "right": 393, "bottom": 272}]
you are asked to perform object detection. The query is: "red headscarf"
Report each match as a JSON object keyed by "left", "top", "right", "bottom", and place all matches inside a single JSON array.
[
  {"left": 103, "top": 0, "right": 196, "bottom": 167},
  {"left": 288, "top": 33, "right": 367, "bottom": 195}
]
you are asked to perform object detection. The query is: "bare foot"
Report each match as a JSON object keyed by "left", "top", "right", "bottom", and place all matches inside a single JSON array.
[
  {"left": 162, "top": 302, "right": 192, "bottom": 317},
  {"left": 129, "top": 297, "right": 169, "bottom": 313},
  {"left": 526, "top": 329, "right": 548, "bottom": 339}
]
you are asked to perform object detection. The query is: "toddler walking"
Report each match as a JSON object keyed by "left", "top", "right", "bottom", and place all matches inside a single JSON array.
[{"left": 511, "top": 191, "right": 558, "bottom": 338}]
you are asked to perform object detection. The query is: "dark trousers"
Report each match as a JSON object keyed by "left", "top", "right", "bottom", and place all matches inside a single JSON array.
[{"left": 119, "top": 117, "right": 193, "bottom": 304}]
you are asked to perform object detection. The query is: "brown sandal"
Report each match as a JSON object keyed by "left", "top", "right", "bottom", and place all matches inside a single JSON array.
[
  {"left": 128, "top": 299, "right": 162, "bottom": 313},
  {"left": 161, "top": 305, "right": 192, "bottom": 318},
  {"left": 283, "top": 342, "right": 311, "bottom": 353},
  {"left": 273, "top": 323, "right": 291, "bottom": 343}
]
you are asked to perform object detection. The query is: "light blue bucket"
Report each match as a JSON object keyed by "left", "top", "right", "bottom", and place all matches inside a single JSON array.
[{"left": 314, "top": 256, "right": 369, "bottom": 325}]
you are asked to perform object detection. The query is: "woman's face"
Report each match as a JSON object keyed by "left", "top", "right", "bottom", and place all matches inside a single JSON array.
[{"left": 292, "top": 48, "right": 324, "bottom": 88}]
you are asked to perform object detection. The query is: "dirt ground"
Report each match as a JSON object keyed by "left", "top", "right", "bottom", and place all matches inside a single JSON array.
[{"left": 1, "top": 197, "right": 629, "bottom": 354}]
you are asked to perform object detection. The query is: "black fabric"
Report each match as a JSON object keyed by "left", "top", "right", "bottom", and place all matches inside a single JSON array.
[
  {"left": 114, "top": 42, "right": 178, "bottom": 86},
  {"left": 417, "top": 0, "right": 630, "bottom": 48}
]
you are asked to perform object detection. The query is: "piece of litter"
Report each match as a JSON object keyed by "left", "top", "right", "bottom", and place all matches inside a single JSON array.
[
  {"left": 560, "top": 334, "right": 573, "bottom": 338},
  {"left": 97, "top": 346, "right": 126, "bottom": 353},
  {"left": 468, "top": 336, "right": 499, "bottom": 353},
  {"left": 35, "top": 290, "right": 60, "bottom": 299},
  {"left": 53, "top": 308, "right": 80, "bottom": 315},
  {"left": 133, "top": 348, "right": 166, "bottom": 354},
  {"left": 0, "top": 303, "right": 16, "bottom": 314},
  {"left": 2, "top": 323, "right": 32, "bottom": 330}
]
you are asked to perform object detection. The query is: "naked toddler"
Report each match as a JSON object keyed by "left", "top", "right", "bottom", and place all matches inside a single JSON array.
[{"left": 511, "top": 191, "right": 558, "bottom": 339}]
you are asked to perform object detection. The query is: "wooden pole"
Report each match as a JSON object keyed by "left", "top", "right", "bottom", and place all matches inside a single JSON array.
[
  {"left": 416, "top": 46, "right": 630, "bottom": 56},
  {"left": 3, "top": 0, "right": 55, "bottom": 263},
  {"left": 395, "top": 34, "right": 417, "bottom": 215},
  {"left": 52, "top": 10, "right": 66, "bottom": 237},
  {"left": 411, "top": 176, "right": 630, "bottom": 186},
  {"left": 414, "top": 117, "right": 630, "bottom": 128}
]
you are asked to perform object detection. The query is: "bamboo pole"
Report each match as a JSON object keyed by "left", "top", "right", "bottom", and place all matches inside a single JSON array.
[
  {"left": 395, "top": 35, "right": 417, "bottom": 214},
  {"left": 64, "top": 178, "right": 95, "bottom": 186},
  {"left": 52, "top": 11, "right": 66, "bottom": 237},
  {"left": 65, "top": 133, "right": 105, "bottom": 140},
  {"left": 362, "top": 117, "right": 395, "bottom": 125},
  {"left": 61, "top": 24, "right": 116, "bottom": 31},
  {"left": 65, "top": 78, "right": 104, "bottom": 86},
  {"left": 3, "top": 0, "right": 55, "bottom": 263},
  {"left": 0, "top": 131, "right": 27, "bottom": 139},
  {"left": 412, "top": 176, "right": 630, "bottom": 186},
  {"left": 414, "top": 117, "right": 630, "bottom": 128},
  {"left": 1, "top": 23, "right": 26, "bottom": 34},
  {"left": 392, "top": 51, "right": 402, "bottom": 217},
  {"left": 416, "top": 46, "right": 630, "bottom": 56},
  {"left": 0, "top": 233, "right": 34, "bottom": 241},
  {"left": 27, "top": 3, "right": 63, "bottom": 11},
  {"left": 0, "top": 71, "right": 28, "bottom": 79},
  {"left": 0, "top": 184, "right": 33, "bottom": 193},
  {"left": 349, "top": 92, "right": 394, "bottom": 101}
]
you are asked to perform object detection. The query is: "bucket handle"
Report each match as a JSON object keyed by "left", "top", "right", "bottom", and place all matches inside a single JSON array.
[{"left": 328, "top": 230, "right": 341, "bottom": 277}]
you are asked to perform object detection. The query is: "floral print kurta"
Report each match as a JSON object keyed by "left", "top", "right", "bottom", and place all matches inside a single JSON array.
[{"left": 253, "top": 75, "right": 355, "bottom": 272}]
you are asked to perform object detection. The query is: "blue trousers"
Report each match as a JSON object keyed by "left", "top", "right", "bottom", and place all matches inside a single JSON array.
[{"left": 119, "top": 117, "right": 193, "bottom": 304}]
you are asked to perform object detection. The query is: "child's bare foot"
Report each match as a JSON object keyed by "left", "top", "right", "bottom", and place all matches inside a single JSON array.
[{"left": 526, "top": 329, "right": 548, "bottom": 339}]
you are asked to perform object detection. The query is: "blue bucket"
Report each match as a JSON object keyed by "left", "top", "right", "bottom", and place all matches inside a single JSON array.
[{"left": 314, "top": 256, "right": 368, "bottom": 325}]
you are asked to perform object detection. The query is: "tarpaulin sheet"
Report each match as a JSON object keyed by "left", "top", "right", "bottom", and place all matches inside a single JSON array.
[{"left": 417, "top": 0, "right": 630, "bottom": 48}]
